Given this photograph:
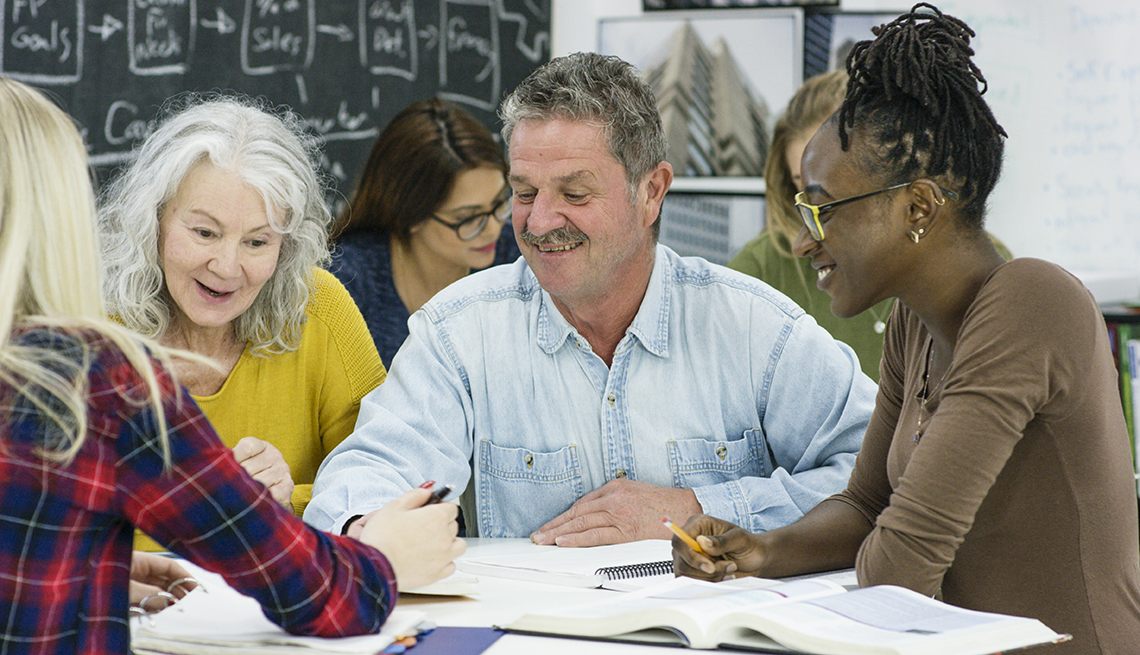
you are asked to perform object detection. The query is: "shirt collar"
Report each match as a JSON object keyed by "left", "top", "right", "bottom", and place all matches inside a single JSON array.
[{"left": 535, "top": 244, "right": 671, "bottom": 358}]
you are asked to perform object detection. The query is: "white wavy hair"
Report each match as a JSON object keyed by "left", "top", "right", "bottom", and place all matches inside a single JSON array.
[{"left": 99, "top": 94, "right": 332, "bottom": 355}]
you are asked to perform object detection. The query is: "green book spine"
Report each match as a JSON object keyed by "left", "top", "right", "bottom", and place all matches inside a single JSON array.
[{"left": 1118, "top": 323, "right": 1136, "bottom": 480}]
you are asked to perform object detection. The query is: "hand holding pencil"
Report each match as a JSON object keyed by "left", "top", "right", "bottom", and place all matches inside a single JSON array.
[{"left": 667, "top": 514, "right": 768, "bottom": 582}]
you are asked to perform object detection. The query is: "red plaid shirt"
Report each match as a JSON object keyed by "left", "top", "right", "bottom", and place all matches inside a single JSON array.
[{"left": 0, "top": 327, "right": 396, "bottom": 654}]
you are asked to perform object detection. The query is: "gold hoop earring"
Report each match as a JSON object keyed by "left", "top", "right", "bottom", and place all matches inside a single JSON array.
[
  {"left": 909, "top": 228, "right": 925, "bottom": 244},
  {"left": 935, "top": 196, "right": 946, "bottom": 206}
]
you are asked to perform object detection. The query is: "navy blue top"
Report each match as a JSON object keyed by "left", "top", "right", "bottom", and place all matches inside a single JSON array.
[{"left": 329, "top": 227, "right": 521, "bottom": 367}]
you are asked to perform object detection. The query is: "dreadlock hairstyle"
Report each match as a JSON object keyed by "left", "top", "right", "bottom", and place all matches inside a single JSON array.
[{"left": 837, "top": 3, "right": 1007, "bottom": 228}]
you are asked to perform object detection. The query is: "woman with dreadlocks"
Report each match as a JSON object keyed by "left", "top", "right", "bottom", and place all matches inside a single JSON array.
[{"left": 672, "top": 5, "right": 1140, "bottom": 651}]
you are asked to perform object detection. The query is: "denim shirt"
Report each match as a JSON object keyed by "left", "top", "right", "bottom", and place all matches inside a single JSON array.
[{"left": 306, "top": 245, "right": 876, "bottom": 537}]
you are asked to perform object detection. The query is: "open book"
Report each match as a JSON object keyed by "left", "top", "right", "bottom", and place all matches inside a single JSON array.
[
  {"left": 131, "top": 561, "right": 426, "bottom": 655},
  {"left": 502, "top": 576, "right": 1069, "bottom": 654},
  {"left": 456, "top": 539, "right": 674, "bottom": 590}
]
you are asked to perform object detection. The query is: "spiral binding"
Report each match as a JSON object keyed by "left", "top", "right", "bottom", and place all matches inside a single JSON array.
[
  {"left": 595, "top": 559, "right": 672, "bottom": 580},
  {"left": 129, "top": 577, "right": 203, "bottom": 627}
]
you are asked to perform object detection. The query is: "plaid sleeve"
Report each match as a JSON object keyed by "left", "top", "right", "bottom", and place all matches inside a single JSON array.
[{"left": 109, "top": 360, "right": 397, "bottom": 636}]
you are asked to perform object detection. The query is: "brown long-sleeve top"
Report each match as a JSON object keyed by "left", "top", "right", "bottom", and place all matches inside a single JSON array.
[{"left": 834, "top": 258, "right": 1140, "bottom": 654}]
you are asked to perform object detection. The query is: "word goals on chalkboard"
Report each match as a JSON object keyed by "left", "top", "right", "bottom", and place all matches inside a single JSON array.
[{"left": 1, "top": 0, "right": 549, "bottom": 199}]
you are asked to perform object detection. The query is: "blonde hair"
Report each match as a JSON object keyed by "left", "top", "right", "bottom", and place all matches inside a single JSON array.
[
  {"left": 764, "top": 70, "right": 848, "bottom": 257},
  {"left": 100, "top": 94, "right": 332, "bottom": 356},
  {"left": 0, "top": 76, "right": 174, "bottom": 465}
]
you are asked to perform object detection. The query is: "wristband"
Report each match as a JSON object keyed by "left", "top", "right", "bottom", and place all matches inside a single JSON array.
[{"left": 341, "top": 514, "right": 364, "bottom": 536}]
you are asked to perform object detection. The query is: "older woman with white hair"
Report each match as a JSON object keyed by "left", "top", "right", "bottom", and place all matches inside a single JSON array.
[{"left": 100, "top": 95, "right": 384, "bottom": 540}]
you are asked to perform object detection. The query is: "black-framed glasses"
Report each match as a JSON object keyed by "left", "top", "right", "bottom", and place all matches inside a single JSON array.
[
  {"left": 429, "top": 186, "right": 512, "bottom": 241},
  {"left": 794, "top": 182, "right": 959, "bottom": 241}
]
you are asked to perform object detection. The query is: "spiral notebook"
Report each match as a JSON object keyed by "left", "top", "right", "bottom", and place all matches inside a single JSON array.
[{"left": 455, "top": 539, "right": 675, "bottom": 591}]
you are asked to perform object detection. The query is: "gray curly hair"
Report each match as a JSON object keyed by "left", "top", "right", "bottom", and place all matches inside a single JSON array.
[
  {"left": 99, "top": 94, "right": 331, "bottom": 355},
  {"left": 499, "top": 52, "right": 666, "bottom": 201}
]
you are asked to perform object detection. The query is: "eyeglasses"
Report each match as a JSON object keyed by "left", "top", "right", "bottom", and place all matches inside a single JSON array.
[
  {"left": 429, "top": 186, "right": 512, "bottom": 241},
  {"left": 794, "top": 182, "right": 959, "bottom": 241}
]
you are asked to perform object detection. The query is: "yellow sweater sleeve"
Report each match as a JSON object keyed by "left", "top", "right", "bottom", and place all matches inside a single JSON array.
[{"left": 134, "top": 269, "right": 385, "bottom": 549}]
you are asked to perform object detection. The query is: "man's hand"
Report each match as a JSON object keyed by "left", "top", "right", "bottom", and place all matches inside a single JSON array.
[
  {"left": 530, "top": 479, "right": 702, "bottom": 547},
  {"left": 232, "top": 436, "right": 294, "bottom": 507},
  {"left": 130, "top": 551, "right": 197, "bottom": 609}
]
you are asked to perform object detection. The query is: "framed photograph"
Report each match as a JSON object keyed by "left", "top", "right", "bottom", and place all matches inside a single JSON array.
[
  {"left": 598, "top": 9, "right": 802, "bottom": 189},
  {"left": 802, "top": 9, "right": 905, "bottom": 78},
  {"left": 644, "top": 1, "right": 836, "bottom": 9}
]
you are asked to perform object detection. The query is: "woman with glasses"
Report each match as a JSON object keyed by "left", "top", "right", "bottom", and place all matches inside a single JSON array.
[
  {"left": 673, "top": 5, "right": 1140, "bottom": 652},
  {"left": 331, "top": 98, "right": 519, "bottom": 366},
  {"left": 100, "top": 95, "right": 385, "bottom": 533}
]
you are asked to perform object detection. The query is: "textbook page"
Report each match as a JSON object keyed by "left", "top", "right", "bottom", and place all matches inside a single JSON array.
[
  {"left": 722, "top": 585, "right": 1067, "bottom": 655},
  {"left": 504, "top": 576, "right": 844, "bottom": 648}
]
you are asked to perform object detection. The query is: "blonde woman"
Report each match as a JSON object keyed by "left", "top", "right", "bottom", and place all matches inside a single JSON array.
[
  {"left": 100, "top": 95, "right": 383, "bottom": 531},
  {"left": 0, "top": 76, "right": 462, "bottom": 653}
]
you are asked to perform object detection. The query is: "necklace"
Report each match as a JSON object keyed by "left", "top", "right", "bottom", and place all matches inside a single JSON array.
[
  {"left": 868, "top": 299, "right": 895, "bottom": 334},
  {"left": 913, "top": 338, "right": 947, "bottom": 444}
]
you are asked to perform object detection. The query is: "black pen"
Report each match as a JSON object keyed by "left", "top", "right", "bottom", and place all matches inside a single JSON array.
[{"left": 425, "top": 483, "right": 456, "bottom": 505}]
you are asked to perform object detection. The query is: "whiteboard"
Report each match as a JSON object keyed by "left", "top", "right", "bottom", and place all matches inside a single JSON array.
[{"left": 844, "top": 0, "right": 1140, "bottom": 282}]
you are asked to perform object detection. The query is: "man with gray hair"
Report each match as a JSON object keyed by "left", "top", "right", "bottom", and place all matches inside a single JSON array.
[{"left": 307, "top": 52, "right": 875, "bottom": 546}]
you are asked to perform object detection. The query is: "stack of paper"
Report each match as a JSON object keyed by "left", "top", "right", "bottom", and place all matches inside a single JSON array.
[{"left": 131, "top": 562, "right": 426, "bottom": 655}]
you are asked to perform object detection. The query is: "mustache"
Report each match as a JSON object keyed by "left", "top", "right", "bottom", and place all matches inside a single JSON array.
[{"left": 519, "top": 226, "right": 589, "bottom": 246}]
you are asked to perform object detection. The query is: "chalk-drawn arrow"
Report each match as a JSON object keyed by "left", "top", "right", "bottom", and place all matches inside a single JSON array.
[
  {"left": 498, "top": 7, "right": 549, "bottom": 62},
  {"left": 200, "top": 7, "right": 237, "bottom": 35},
  {"left": 87, "top": 14, "right": 123, "bottom": 42},
  {"left": 317, "top": 24, "right": 355, "bottom": 42},
  {"left": 418, "top": 24, "right": 438, "bottom": 51}
]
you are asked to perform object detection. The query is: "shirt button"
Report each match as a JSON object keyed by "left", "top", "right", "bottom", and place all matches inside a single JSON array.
[
  {"left": 606, "top": 392, "right": 616, "bottom": 407},
  {"left": 716, "top": 444, "right": 727, "bottom": 461},
  {"left": 524, "top": 453, "right": 534, "bottom": 467},
  {"left": 615, "top": 469, "right": 627, "bottom": 479}
]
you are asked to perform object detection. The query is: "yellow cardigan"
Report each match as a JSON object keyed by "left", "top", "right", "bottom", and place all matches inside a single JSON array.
[{"left": 135, "top": 268, "right": 385, "bottom": 551}]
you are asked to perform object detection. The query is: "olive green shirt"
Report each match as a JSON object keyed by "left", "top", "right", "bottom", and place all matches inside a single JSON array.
[
  {"left": 728, "top": 231, "right": 1012, "bottom": 381},
  {"left": 728, "top": 232, "right": 893, "bottom": 381}
]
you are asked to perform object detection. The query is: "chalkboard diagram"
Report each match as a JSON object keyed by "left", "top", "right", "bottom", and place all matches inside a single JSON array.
[{"left": 0, "top": 0, "right": 550, "bottom": 204}]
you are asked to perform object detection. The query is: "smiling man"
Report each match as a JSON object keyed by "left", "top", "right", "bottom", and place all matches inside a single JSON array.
[{"left": 306, "top": 53, "right": 877, "bottom": 546}]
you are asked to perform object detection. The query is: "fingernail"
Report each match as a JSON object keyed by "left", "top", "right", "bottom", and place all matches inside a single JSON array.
[
  {"left": 418, "top": 480, "right": 435, "bottom": 489},
  {"left": 725, "top": 562, "right": 738, "bottom": 574},
  {"left": 701, "top": 562, "right": 714, "bottom": 574},
  {"left": 530, "top": 532, "right": 544, "bottom": 544}
]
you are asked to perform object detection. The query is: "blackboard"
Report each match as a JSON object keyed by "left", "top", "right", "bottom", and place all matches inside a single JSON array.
[{"left": 1, "top": 0, "right": 550, "bottom": 204}]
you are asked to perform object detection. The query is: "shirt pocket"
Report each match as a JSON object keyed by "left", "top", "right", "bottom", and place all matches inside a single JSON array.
[
  {"left": 477, "top": 441, "right": 585, "bottom": 538},
  {"left": 667, "top": 428, "right": 770, "bottom": 488}
]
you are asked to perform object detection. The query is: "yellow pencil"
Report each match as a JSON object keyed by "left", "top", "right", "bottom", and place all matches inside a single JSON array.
[{"left": 662, "top": 516, "right": 706, "bottom": 555}]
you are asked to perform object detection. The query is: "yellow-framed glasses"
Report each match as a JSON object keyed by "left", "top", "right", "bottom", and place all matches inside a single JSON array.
[{"left": 794, "top": 182, "right": 959, "bottom": 241}]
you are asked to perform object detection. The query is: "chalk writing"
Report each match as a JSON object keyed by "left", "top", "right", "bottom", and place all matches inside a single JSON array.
[{"left": 1, "top": 0, "right": 548, "bottom": 216}]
